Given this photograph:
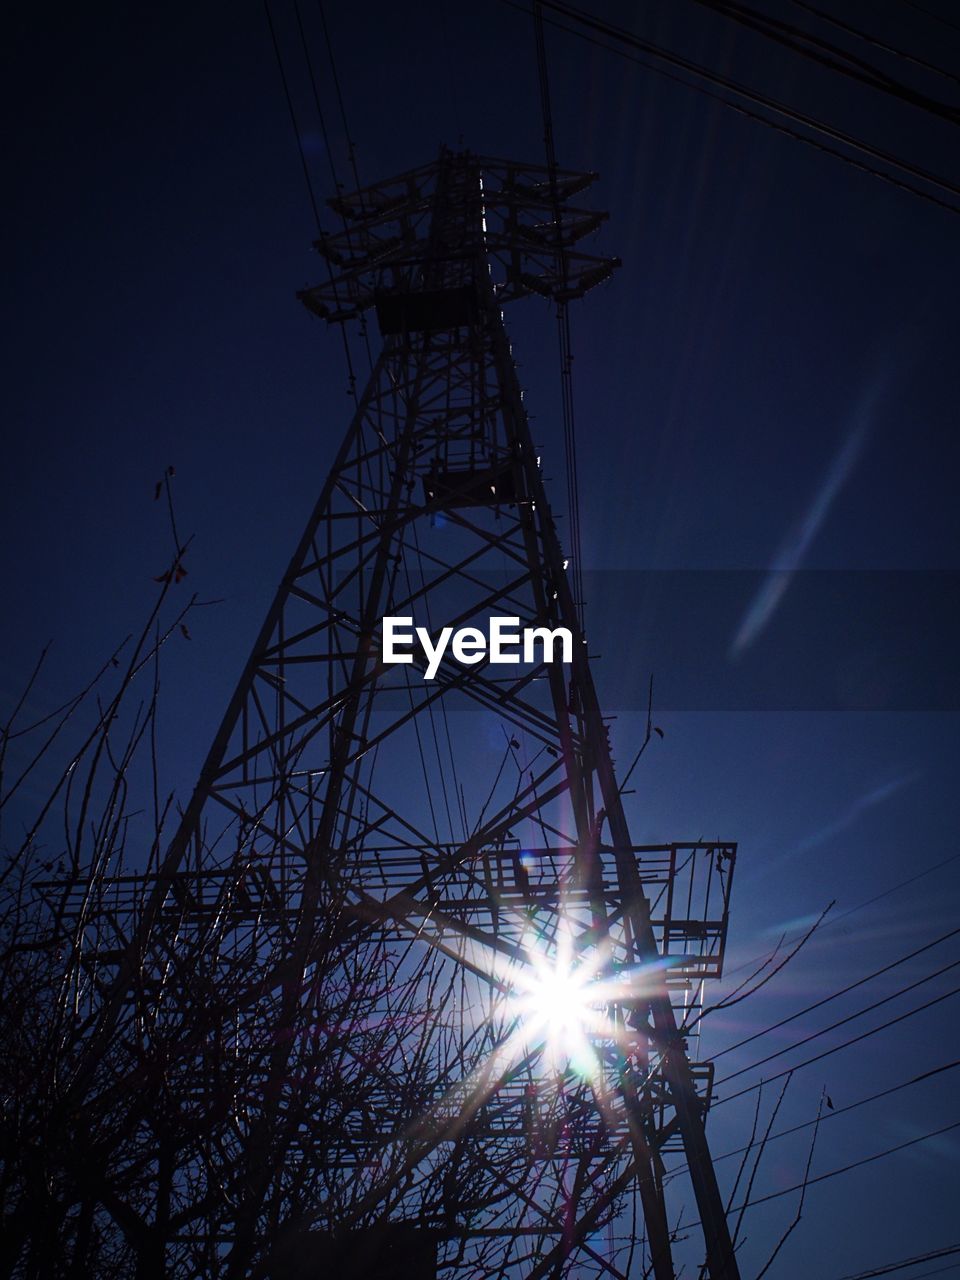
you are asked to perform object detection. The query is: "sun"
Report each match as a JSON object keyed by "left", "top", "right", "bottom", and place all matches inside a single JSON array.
[{"left": 507, "top": 924, "right": 612, "bottom": 1080}]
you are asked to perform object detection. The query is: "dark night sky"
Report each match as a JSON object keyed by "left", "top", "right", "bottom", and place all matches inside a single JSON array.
[{"left": 3, "top": 2, "right": 960, "bottom": 1276}]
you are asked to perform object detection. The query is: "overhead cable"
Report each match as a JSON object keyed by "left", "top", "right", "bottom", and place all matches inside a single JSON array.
[
  {"left": 714, "top": 981, "right": 960, "bottom": 1107},
  {"left": 502, "top": 0, "right": 960, "bottom": 216},
  {"left": 685, "top": 0, "right": 960, "bottom": 122},
  {"left": 712, "top": 924, "right": 960, "bottom": 1063}
]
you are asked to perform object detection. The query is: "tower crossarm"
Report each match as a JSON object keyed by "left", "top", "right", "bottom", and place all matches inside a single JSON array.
[{"left": 298, "top": 151, "right": 621, "bottom": 323}]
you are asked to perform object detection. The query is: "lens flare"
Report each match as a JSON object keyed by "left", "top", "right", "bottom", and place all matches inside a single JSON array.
[{"left": 507, "top": 924, "right": 612, "bottom": 1079}]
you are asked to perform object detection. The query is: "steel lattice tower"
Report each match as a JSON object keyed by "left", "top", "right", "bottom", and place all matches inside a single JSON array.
[{"left": 32, "top": 151, "right": 740, "bottom": 1279}]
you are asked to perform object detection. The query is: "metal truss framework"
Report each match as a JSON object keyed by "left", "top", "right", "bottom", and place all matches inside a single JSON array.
[{"left": 29, "top": 151, "right": 741, "bottom": 1279}]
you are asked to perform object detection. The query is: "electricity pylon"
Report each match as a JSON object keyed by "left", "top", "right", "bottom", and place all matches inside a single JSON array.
[{"left": 36, "top": 150, "right": 739, "bottom": 1279}]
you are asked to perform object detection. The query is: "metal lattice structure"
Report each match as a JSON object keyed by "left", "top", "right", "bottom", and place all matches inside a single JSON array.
[{"left": 20, "top": 151, "right": 741, "bottom": 1279}]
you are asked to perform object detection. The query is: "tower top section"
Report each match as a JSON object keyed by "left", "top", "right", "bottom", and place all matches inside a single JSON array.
[{"left": 298, "top": 149, "right": 620, "bottom": 329}]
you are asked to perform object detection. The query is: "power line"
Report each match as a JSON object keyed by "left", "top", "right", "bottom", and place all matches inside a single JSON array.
[
  {"left": 895, "top": 0, "right": 960, "bottom": 38},
  {"left": 534, "top": 2, "right": 586, "bottom": 622},
  {"left": 862, "top": 1266, "right": 960, "bottom": 1280},
  {"left": 502, "top": 0, "right": 960, "bottom": 216},
  {"left": 786, "top": 0, "right": 960, "bottom": 86},
  {"left": 714, "top": 957, "right": 960, "bottom": 1092},
  {"left": 721, "top": 849, "right": 960, "bottom": 983},
  {"left": 685, "top": 0, "right": 960, "bottom": 123},
  {"left": 263, "top": 0, "right": 361, "bottom": 399},
  {"left": 715, "top": 981, "right": 960, "bottom": 1107},
  {"left": 829, "top": 1242, "right": 960, "bottom": 1280},
  {"left": 712, "top": 924, "right": 960, "bottom": 1063},
  {"left": 665, "top": 1058, "right": 960, "bottom": 1182},
  {"left": 308, "top": 0, "right": 374, "bottom": 377},
  {"left": 293, "top": 0, "right": 340, "bottom": 193},
  {"left": 263, "top": 0, "right": 323, "bottom": 230},
  {"left": 670, "top": 1125, "right": 960, "bottom": 1263},
  {"left": 317, "top": 0, "right": 364, "bottom": 195},
  {"left": 827, "top": 850, "right": 960, "bottom": 931},
  {"left": 537, "top": 0, "right": 960, "bottom": 196},
  {"left": 728, "top": 1117, "right": 960, "bottom": 1211}
]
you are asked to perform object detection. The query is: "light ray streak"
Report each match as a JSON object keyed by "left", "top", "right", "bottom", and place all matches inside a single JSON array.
[{"left": 730, "top": 382, "right": 885, "bottom": 657}]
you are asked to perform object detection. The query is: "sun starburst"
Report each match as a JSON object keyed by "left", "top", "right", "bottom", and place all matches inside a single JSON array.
[{"left": 506, "top": 922, "right": 623, "bottom": 1080}]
